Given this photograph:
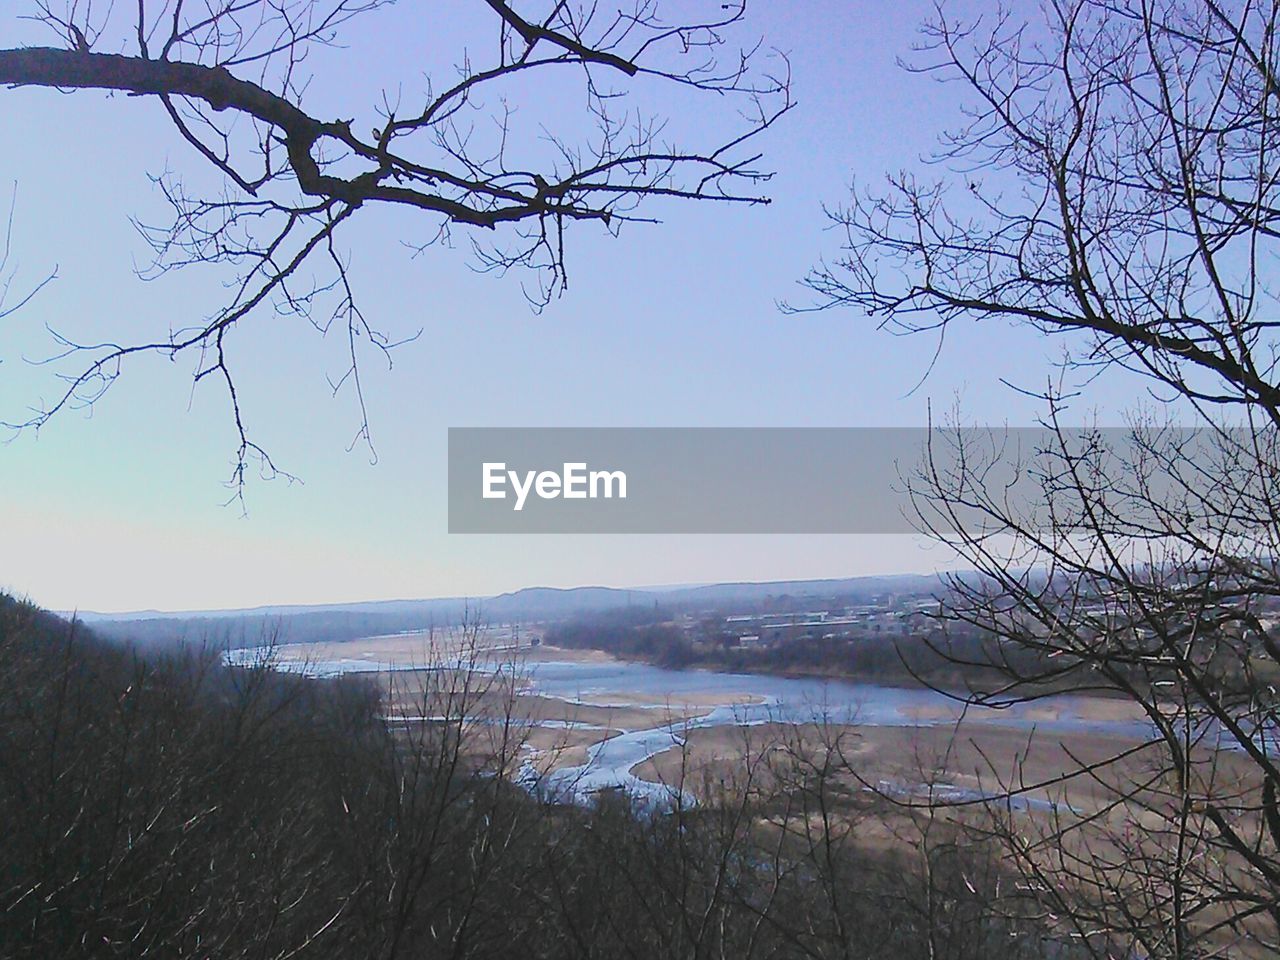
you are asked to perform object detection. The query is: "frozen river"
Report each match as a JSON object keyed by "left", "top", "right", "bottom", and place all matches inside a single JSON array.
[
  {"left": 519, "top": 659, "right": 1150, "bottom": 804},
  {"left": 226, "top": 645, "right": 1154, "bottom": 805}
]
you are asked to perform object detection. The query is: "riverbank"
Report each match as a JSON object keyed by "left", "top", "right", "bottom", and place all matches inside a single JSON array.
[
  {"left": 227, "top": 635, "right": 1162, "bottom": 807},
  {"left": 630, "top": 720, "right": 1175, "bottom": 814}
]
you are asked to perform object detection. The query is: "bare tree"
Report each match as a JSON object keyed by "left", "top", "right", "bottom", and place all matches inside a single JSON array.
[
  {"left": 0, "top": 1, "right": 788, "bottom": 482},
  {"left": 803, "top": 1, "right": 1280, "bottom": 955}
]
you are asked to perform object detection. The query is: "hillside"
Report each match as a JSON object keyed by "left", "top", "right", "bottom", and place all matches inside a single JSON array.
[{"left": 78, "top": 573, "right": 949, "bottom": 650}]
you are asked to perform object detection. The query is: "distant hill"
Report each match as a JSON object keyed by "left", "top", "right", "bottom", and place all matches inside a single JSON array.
[{"left": 75, "top": 573, "right": 950, "bottom": 650}]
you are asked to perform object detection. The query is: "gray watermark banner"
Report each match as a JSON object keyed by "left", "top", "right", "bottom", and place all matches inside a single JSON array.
[{"left": 448, "top": 426, "right": 1276, "bottom": 534}]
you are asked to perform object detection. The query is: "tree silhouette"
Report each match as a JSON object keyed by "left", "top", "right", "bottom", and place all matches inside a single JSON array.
[
  {"left": 0, "top": 1, "right": 788, "bottom": 483},
  {"left": 806, "top": 1, "right": 1280, "bottom": 953}
]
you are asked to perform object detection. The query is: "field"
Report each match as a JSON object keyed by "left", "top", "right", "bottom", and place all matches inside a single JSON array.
[{"left": 260, "top": 632, "right": 1178, "bottom": 808}]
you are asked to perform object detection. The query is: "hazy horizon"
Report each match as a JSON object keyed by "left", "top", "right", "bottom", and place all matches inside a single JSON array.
[{"left": 51, "top": 560, "right": 954, "bottom": 618}]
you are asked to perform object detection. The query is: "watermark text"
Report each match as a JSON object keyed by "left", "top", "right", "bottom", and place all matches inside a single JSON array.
[{"left": 482, "top": 461, "right": 627, "bottom": 511}]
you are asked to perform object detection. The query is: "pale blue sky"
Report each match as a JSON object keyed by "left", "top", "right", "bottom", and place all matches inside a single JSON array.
[{"left": 0, "top": 2, "right": 1125, "bottom": 612}]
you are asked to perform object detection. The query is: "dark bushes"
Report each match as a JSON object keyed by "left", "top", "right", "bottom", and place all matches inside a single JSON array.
[{"left": 0, "top": 595, "right": 1056, "bottom": 959}]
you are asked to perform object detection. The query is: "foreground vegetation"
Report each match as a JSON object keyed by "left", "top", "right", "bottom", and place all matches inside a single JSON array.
[{"left": 0, "top": 593, "right": 1080, "bottom": 960}]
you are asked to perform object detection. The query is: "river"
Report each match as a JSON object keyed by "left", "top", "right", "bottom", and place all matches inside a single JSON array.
[{"left": 225, "top": 645, "right": 1154, "bottom": 805}]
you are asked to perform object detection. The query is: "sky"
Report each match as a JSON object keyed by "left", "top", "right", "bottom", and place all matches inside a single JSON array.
[{"left": 0, "top": 1, "right": 1133, "bottom": 613}]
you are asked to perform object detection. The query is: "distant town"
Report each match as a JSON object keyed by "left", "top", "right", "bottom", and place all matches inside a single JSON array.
[{"left": 686, "top": 594, "right": 943, "bottom": 651}]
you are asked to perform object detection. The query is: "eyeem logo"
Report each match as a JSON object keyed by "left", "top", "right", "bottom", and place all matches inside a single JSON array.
[{"left": 482, "top": 462, "right": 627, "bottom": 511}]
